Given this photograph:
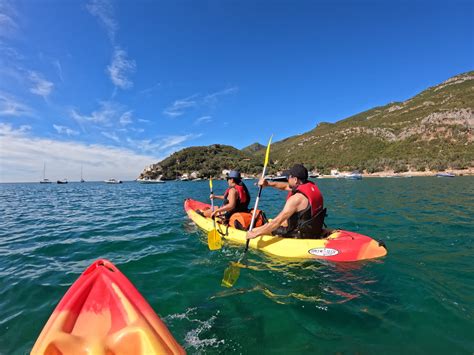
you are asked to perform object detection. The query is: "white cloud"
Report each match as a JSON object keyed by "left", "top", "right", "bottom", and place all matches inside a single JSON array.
[
  {"left": 195, "top": 115, "right": 212, "bottom": 124},
  {"left": 101, "top": 131, "right": 120, "bottom": 142},
  {"left": 29, "top": 71, "right": 54, "bottom": 98},
  {"left": 86, "top": 0, "right": 118, "bottom": 42},
  {"left": 126, "top": 133, "right": 201, "bottom": 153},
  {"left": 0, "top": 122, "right": 30, "bottom": 135},
  {"left": 53, "top": 60, "right": 64, "bottom": 81},
  {"left": 0, "top": 92, "right": 34, "bottom": 117},
  {"left": 204, "top": 87, "right": 238, "bottom": 103},
  {"left": 163, "top": 94, "right": 199, "bottom": 117},
  {"left": 0, "top": 123, "right": 159, "bottom": 182},
  {"left": 0, "top": 1, "right": 18, "bottom": 39},
  {"left": 163, "top": 87, "right": 238, "bottom": 118},
  {"left": 53, "top": 124, "right": 79, "bottom": 136},
  {"left": 107, "top": 47, "right": 136, "bottom": 89},
  {"left": 119, "top": 111, "right": 133, "bottom": 126},
  {"left": 70, "top": 101, "right": 120, "bottom": 125},
  {"left": 138, "top": 82, "right": 161, "bottom": 96}
]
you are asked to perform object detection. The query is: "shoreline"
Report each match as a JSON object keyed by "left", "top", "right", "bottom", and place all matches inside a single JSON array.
[{"left": 316, "top": 168, "right": 474, "bottom": 178}]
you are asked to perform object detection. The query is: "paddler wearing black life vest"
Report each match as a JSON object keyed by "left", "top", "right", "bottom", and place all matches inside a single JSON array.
[
  {"left": 246, "top": 164, "right": 326, "bottom": 240},
  {"left": 203, "top": 170, "right": 251, "bottom": 221}
]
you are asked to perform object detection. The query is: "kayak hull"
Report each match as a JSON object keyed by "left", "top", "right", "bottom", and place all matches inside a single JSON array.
[
  {"left": 184, "top": 199, "right": 387, "bottom": 262},
  {"left": 31, "top": 259, "right": 185, "bottom": 355}
]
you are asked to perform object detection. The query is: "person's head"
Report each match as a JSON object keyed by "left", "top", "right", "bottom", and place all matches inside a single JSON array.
[
  {"left": 282, "top": 164, "right": 308, "bottom": 188},
  {"left": 226, "top": 170, "right": 241, "bottom": 186}
]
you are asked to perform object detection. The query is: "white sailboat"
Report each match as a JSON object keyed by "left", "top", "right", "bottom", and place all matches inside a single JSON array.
[
  {"left": 40, "top": 163, "right": 52, "bottom": 184},
  {"left": 80, "top": 165, "right": 85, "bottom": 183}
]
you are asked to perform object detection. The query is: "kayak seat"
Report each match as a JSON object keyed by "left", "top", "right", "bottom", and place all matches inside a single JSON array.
[
  {"left": 288, "top": 207, "right": 326, "bottom": 239},
  {"left": 274, "top": 208, "right": 328, "bottom": 239}
]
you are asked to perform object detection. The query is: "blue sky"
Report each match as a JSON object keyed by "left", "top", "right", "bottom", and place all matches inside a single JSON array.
[{"left": 0, "top": 0, "right": 473, "bottom": 182}]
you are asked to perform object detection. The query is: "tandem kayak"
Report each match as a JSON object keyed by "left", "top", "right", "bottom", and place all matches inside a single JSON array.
[
  {"left": 31, "top": 259, "right": 185, "bottom": 355},
  {"left": 184, "top": 199, "right": 387, "bottom": 262}
]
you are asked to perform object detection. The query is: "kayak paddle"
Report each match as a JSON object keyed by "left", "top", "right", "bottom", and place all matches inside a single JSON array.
[
  {"left": 207, "top": 177, "right": 223, "bottom": 250},
  {"left": 221, "top": 135, "right": 272, "bottom": 287}
]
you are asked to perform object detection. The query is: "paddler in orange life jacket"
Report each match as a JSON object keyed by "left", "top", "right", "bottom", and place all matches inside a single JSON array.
[
  {"left": 203, "top": 170, "right": 251, "bottom": 221},
  {"left": 246, "top": 164, "right": 326, "bottom": 240}
]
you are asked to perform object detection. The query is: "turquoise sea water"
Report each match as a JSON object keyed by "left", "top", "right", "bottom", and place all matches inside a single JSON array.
[{"left": 0, "top": 177, "right": 473, "bottom": 354}]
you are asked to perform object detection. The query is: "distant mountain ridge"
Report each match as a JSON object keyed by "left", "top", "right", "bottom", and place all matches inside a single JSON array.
[
  {"left": 139, "top": 71, "right": 474, "bottom": 179},
  {"left": 241, "top": 143, "right": 265, "bottom": 154}
]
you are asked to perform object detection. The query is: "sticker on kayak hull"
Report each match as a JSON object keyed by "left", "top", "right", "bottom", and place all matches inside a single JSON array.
[{"left": 308, "top": 248, "right": 339, "bottom": 257}]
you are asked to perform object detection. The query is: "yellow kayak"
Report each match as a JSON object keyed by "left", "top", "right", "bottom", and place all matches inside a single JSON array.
[{"left": 185, "top": 199, "right": 387, "bottom": 261}]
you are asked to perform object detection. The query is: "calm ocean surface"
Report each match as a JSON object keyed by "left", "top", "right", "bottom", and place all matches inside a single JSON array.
[{"left": 0, "top": 177, "right": 473, "bottom": 354}]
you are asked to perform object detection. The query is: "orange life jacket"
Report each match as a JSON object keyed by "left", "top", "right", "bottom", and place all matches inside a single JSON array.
[{"left": 229, "top": 209, "right": 266, "bottom": 231}]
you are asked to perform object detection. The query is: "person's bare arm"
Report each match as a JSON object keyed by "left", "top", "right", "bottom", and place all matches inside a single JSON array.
[
  {"left": 246, "top": 194, "right": 304, "bottom": 239},
  {"left": 212, "top": 189, "right": 237, "bottom": 216},
  {"left": 257, "top": 178, "right": 292, "bottom": 191}
]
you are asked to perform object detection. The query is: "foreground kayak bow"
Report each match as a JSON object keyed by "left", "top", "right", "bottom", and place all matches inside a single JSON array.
[{"left": 31, "top": 259, "right": 185, "bottom": 355}]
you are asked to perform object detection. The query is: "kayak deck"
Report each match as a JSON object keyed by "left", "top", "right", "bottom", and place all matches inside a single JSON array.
[
  {"left": 184, "top": 199, "right": 387, "bottom": 262},
  {"left": 31, "top": 259, "right": 185, "bottom": 355}
]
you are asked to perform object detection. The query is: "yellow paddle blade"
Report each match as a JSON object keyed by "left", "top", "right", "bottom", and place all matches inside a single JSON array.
[
  {"left": 264, "top": 135, "right": 273, "bottom": 167},
  {"left": 207, "top": 229, "right": 222, "bottom": 250},
  {"left": 221, "top": 262, "right": 241, "bottom": 288},
  {"left": 209, "top": 177, "right": 213, "bottom": 190}
]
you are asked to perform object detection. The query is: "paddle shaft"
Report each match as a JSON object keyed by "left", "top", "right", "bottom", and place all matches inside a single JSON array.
[
  {"left": 210, "top": 185, "right": 216, "bottom": 229},
  {"left": 245, "top": 165, "right": 267, "bottom": 252}
]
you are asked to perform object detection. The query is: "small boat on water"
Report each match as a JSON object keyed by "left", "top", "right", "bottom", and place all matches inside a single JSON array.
[
  {"left": 436, "top": 172, "right": 455, "bottom": 178},
  {"left": 344, "top": 171, "right": 363, "bottom": 180},
  {"left": 137, "top": 178, "right": 165, "bottom": 184},
  {"left": 80, "top": 165, "right": 85, "bottom": 183},
  {"left": 105, "top": 178, "right": 122, "bottom": 184},
  {"left": 57, "top": 179, "right": 68, "bottom": 184},
  {"left": 40, "top": 163, "right": 52, "bottom": 184}
]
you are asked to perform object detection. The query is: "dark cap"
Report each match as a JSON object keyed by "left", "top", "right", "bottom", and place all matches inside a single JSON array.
[
  {"left": 227, "top": 170, "right": 241, "bottom": 179},
  {"left": 282, "top": 164, "right": 308, "bottom": 181}
]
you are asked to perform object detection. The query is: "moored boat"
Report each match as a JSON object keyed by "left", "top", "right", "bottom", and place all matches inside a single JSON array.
[
  {"left": 40, "top": 163, "right": 52, "bottom": 184},
  {"left": 137, "top": 178, "right": 165, "bottom": 184},
  {"left": 344, "top": 171, "right": 362, "bottom": 180},
  {"left": 56, "top": 179, "right": 68, "bottom": 184},
  {"left": 436, "top": 172, "right": 455, "bottom": 177},
  {"left": 104, "top": 178, "right": 122, "bottom": 184},
  {"left": 184, "top": 199, "right": 387, "bottom": 261}
]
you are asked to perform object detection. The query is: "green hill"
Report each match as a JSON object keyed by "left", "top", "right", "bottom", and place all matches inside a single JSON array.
[
  {"left": 139, "top": 144, "right": 263, "bottom": 180},
  {"left": 139, "top": 71, "right": 474, "bottom": 179},
  {"left": 242, "top": 142, "right": 265, "bottom": 154},
  {"left": 252, "top": 71, "right": 474, "bottom": 173}
]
